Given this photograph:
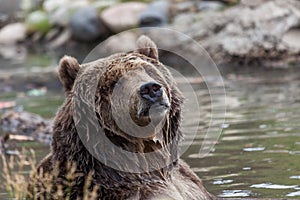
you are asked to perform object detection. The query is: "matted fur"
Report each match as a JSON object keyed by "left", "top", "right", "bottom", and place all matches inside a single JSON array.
[{"left": 28, "top": 36, "right": 215, "bottom": 200}]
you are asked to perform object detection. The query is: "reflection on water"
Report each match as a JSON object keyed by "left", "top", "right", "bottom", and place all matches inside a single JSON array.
[
  {"left": 219, "top": 190, "right": 252, "bottom": 198},
  {"left": 182, "top": 66, "right": 300, "bottom": 198},
  {"left": 1, "top": 54, "right": 300, "bottom": 198}
]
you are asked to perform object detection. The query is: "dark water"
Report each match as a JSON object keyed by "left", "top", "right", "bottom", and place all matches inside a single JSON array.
[{"left": 1, "top": 52, "right": 300, "bottom": 199}]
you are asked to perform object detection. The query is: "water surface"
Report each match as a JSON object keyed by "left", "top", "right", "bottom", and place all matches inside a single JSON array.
[
  {"left": 184, "top": 66, "right": 300, "bottom": 199},
  {"left": 1, "top": 53, "right": 300, "bottom": 199}
]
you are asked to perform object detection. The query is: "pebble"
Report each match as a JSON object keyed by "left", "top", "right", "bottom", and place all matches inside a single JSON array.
[{"left": 69, "top": 7, "right": 108, "bottom": 42}]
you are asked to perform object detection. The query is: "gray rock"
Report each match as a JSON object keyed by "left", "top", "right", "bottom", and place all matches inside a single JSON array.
[
  {"left": 0, "top": 23, "right": 26, "bottom": 44},
  {"left": 139, "top": 0, "right": 169, "bottom": 27},
  {"left": 69, "top": 7, "right": 108, "bottom": 42},
  {"left": 170, "top": 0, "right": 300, "bottom": 66},
  {"left": 44, "top": 0, "right": 88, "bottom": 26},
  {"left": 282, "top": 29, "right": 300, "bottom": 52},
  {"left": 101, "top": 2, "right": 147, "bottom": 33}
]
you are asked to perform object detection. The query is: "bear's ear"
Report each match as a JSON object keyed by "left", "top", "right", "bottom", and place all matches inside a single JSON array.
[
  {"left": 58, "top": 55, "right": 80, "bottom": 93},
  {"left": 136, "top": 35, "right": 159, "bottom": 60}
]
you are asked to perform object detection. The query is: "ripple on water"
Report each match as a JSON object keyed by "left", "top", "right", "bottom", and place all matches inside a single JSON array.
[
  {"left": 212, "top": 179, "right": 233, "bottom": 185},
  {"left": 250, "top": 183, "right": 298, "bottom": 189},
  {"left": 289, "top": 175, "right": 300, "bottom": 179},
  {"left": 243, "top": 147, "right": 265, "bottom": 152},
  {"left": 242, "top": 167, "right": 251, "bottom": 171},
  {"left": 289, "top": 151, "right": 300, "bottom": 155},
  {"left": 218, "top": 190, "right": 251, "bottom": 198},
  {"left": 286, "top": 191, "right": 300, "bottom": 197}
]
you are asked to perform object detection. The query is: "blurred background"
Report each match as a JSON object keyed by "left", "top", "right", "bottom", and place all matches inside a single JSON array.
[{"left": 0, "top": 0, "right": 300, "bottom": 199}]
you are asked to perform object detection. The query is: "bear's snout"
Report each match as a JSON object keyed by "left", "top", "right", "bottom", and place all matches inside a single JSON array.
[{"left": 139, "top": 81, "right": 163, "bottom": 103}]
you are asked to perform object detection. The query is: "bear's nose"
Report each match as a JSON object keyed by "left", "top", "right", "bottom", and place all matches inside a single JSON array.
[{"left": 139, "top": 82, "right": 163, "bottom": 103}]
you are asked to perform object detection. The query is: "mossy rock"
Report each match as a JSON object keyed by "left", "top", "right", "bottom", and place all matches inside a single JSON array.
[{"left": 25, "top": 10, "right": 52, "bottom": 34}]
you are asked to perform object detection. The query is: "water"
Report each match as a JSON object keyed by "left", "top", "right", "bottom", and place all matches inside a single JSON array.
[
  {"left": 1, "top": 52, "right": 300, "bottom": 199},
  {"left": 184, "top": 66, "right": 300, "bottom": 199}
]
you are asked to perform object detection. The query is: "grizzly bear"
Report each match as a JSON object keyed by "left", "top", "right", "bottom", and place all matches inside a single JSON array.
[{"left": 28, "top": 35, "right": 214, "bottom": 200}]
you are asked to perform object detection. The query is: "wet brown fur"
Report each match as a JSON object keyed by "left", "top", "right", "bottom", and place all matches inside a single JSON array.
[{"left": 28, "top": 36, "right": 215, "bottom": 200}]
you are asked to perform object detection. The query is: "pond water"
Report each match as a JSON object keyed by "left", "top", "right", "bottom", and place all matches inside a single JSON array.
[
  {"left": 187, "top": 66, "right": 300, "bottom": 199},
  {"left": 0, "top": 50, "right": 300, "bottom": 199}
]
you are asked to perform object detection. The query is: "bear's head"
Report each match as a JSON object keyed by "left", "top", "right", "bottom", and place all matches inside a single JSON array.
[{"left": 53, "top": 36, "right": 183, "bottom": 173}]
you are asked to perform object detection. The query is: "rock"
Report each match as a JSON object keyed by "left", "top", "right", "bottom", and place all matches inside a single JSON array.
[
  {"left": 48, "top": 29, "right": 71, "bottom": 48},
  {"left": 170, "top": 0, "right": 300, "bottom": 66},
  {"left": 0, "top": 44, "right": 26, "bottom": 61},
  {"left": 0, "top": 110, "right": 53, "bottom": 145},
  {"left": 0, "top": 23, "right": 26, "bottom": 44},
  {"left": 20, "top": 0, "right": 41, "bottom": 12},
  {"left": 101, "top": 2, "right": 148, "bottom": 33},
  {"left": 241, "top": 0, "right": 271, "bottom": 7},
  {"left": 45, "top": 0, "right": 88, "bottom": 26},
  {"left": 25, "top": 10, "right": 51, "bottom": 33},
  {"left": 139, "top": 0, "right": 169, "bottom": 27},
  {"left": 49, "top": 6, "right": 79, "bottom": 27},
  {"left": 44, "top": 0, "right": 116, "bottom": 27},
  {"left": 69, "top": 7, "right": 108, "bottom": 42},
  {"left": 282, "top": 29, "right": 300, "bottom": 52}
]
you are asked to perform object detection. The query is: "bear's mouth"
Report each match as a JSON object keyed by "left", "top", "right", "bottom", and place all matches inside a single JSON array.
[{"left": 138, "top": 102, "right": 170, "bottom": 118}]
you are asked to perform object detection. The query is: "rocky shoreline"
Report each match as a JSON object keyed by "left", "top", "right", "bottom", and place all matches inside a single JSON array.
[
  {"left": 0, "top": 110, "right": 53, "bottom": 155},
  {"left": 171, "top": 0, "right": 300, "bottom": 67},
  {"left": 0, "top": 0, "right": 299, "bottom": 67}
]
